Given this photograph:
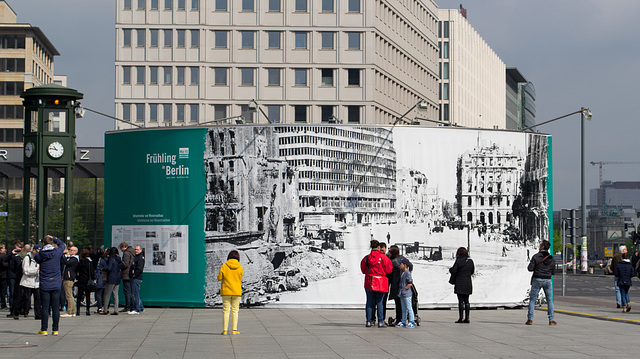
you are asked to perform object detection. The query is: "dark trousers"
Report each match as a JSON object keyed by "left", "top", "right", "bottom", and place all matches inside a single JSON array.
[
  {"left": 11, "top": 284, "right": 22, "bottom": 315},
  {"left": 59, "top": 282, "right": 66, "bottom": 310},
  {"left": 122, "top": 279, "right": 132, "bottom": 310},
  {"left": 76, "top": 286, "right": 92, "bottom": 315},
  {"left": 95, "top": 287, "right": 104, "bottom": 311},
  {"left": 7, "top": 278, "right": 15, "bottom": 312},
  {"left": 40, "top": 288, "right": 61, "bottom": 332},
  {"left": 18, "top": 286, "right": 41, "bottom": 318},
  {"left": 457, "top": 293, "right": 470, "bottom": 320},
  {"left": 393, "top": 298, "right": 402, "bottom": 323},
  {"left": 0, "top": 277, "right": 7, "bottom": 308}
]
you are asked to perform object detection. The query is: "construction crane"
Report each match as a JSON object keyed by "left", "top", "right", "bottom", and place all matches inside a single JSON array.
[{"left": 589, "top": 161, "right": 640, "bottom": 205}]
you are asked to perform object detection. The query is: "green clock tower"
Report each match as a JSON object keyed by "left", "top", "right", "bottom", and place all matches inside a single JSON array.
[{"left": 21, "top": 84, "right": 83, "bottom": 243}]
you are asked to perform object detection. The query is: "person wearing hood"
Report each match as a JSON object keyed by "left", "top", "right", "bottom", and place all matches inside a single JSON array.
[
  {"left": 217, "top": 250, "right": 243, "bottom": 335},
  {"left": 35, "top": 235, "right": 65, "bottom": 336},
  {"left": 60, "top": 246, "right": 79, "bottom": 318},
  {"left": 614, "top": 252, "right": 634, "bottom": 313},
  {"left": 15, "top": 244, "right": 42, "bottom": 320},
  {"left": 360, "top": 239, "right": 393, "bottom": 328},
  {"left": 525, "top": 240, "right": 556, "bottom": 326}
]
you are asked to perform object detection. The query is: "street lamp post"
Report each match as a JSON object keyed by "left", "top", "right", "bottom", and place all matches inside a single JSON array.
[{"left": 580, "top": 107, "right": 592, "bottom": 273}]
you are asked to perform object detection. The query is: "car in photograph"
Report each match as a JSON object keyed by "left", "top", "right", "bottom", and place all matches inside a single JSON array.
[{"left": 265, "top": 267, "right": 309, "bottom": 293}]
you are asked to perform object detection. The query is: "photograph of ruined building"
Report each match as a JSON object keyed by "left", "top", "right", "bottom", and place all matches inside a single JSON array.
[{"left": 203, "top": 125, "right": 550, "bottom": 308}]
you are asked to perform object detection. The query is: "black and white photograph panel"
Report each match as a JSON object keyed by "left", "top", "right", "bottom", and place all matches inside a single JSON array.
[{"left": 202, "top": 125, "right": 550, "bottom": 308}]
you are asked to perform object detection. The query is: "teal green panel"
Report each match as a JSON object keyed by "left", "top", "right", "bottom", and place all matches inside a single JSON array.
[{"left": 104, "top": 128, "right": 207, "bottom": 307}]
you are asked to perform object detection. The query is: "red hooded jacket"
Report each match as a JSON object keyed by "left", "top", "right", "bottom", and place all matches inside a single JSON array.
[{"left": 360, "top": 249, "right": 393, "bottom": 291}]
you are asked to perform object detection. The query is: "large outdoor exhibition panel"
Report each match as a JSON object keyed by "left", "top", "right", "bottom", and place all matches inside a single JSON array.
[{"left": 105, "top": 125, "right": 552, "bottom": 308}]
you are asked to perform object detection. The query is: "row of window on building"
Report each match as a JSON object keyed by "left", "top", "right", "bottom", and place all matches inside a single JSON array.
[
  {"left": 122, "top": 65, "right": 361, "bottom": 87},
  {"left": 465, "top": 196, "right": 511, "bottom": 207},
  {"left": 0, "top": 35, "right": 25, "bottom": 49},
  {"left": 0, "top": 58, "right": 52, "bottom": 86},
  {"left": 466, "top": 211, "right": 511, "bottom": 226},
  {"left": 0, "top": 58, "right": 25, "bottom": 72},
  {"left": 121, "top": 102, "right": 363, "bottom": 124},
  {"left": 122, "top": 28, "right": 362, "bottom": 51},
  {"left": 0, "top": 82, "right": 25, "bottom": 96},
  {"left": 0, "top": 128, "right": 24, "bottom": 143},
  {"left": 124, "top": 0, "right": 362, "bottom": 13},
  {"left": 0, "top": 105, "right": 24, "bottom": 120}
]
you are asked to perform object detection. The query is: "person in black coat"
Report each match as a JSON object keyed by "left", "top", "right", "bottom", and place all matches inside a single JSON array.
[
  {"left": 3, "top": 241, "right": 23, "bottom": 317},
  {"left": 449, "top": 247, "right": 474, "bottom": 323},
  {"left": 615, "top": 252, "right": 634, "bottom": 313},
  {"left": 387, "top": 245, "right": 413, "bottom": 325},
  {"left": 75, "top": 249, "right": 93, "bottom": 316}
]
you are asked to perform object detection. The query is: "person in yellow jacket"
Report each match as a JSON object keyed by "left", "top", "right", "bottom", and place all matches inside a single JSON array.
[{"left": 217, "top": 250, "right": 243, "bottom": 335}]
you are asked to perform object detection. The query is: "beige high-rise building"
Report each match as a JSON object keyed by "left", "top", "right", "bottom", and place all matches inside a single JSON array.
[
  {"left": 438, "top": 8, "right": 506, "bottom": 129},
  {"left": 115, "top": 0, "right": 440, "bottom": 128},
  {"left": 0, "top": 1, "right": 58, "bottom": 147}
]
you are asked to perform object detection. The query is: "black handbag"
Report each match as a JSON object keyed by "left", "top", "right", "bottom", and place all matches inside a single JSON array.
[
  {"left": 448, "top": 273, "right": 456, "bottom": 285},
  {"left": 86, "top": 278, "right": 98, "bottom": 292}
]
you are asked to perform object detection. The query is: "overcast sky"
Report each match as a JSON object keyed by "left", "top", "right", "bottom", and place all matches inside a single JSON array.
[{"left": 10, "top": 0, "right": 640, "bottom": 211}]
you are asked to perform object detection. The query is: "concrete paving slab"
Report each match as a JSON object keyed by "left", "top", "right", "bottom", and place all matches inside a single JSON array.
[{"left": 1, "top": 299, "right": 639, "bottom": 359}]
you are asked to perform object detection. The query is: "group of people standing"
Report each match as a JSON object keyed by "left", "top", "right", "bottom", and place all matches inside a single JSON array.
[
  {"left": 96, "top": 242, "right": 145, "bottom": 316},
  {"left": 361, "top": 238, "right": 562, "bottom": 327},
  {"left": 360, "top": 239, "right": 475, "bottom": 328},
  {"left": 0, "top": 237, "right": 145, "bottom": 336},
  {"left": 1, "top": 241, "right": 43, "bottom": 320}
]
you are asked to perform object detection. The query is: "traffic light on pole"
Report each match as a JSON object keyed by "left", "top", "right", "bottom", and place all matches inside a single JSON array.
[{"left": 625, "top": 223, "right": 629, "bottom": 232}]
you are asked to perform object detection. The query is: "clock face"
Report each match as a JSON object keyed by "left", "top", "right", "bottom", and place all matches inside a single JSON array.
[
  {"left": 47, "top": 141, "right": 64, "bottom": 159},
  {"left": 24, "top": 142, "right": 34, "bottom": 158}
]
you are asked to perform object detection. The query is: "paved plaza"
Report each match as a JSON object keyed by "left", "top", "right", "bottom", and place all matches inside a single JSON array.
[{"left": 0, "top": 293, "right": 638, "bottom": 359}]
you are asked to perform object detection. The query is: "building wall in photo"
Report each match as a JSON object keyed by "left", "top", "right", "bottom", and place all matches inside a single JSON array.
[{"left": 104, "top": 125, "right": 552, "bottom": 308}]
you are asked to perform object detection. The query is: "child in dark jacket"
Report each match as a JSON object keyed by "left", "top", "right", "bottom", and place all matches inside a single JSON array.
[{"left": 615, "top": 252, "right": 635, "bottom": 313}]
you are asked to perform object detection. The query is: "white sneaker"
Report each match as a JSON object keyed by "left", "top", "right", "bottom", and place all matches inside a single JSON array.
[
  {"left": 60, "top": 313, "right": 73, "bottom": 318},
  {"left": 128, "top": 311, "right": 139, "bottom": 315}
]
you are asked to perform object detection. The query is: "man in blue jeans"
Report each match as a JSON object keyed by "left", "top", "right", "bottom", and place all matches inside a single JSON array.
[
  {"left": 526, "top": 240, "right": 556, "bottom": 326},
  {"left": 129, "top": 245, "right": 145, "bottom": 315},
  {"left": 35, "top": 235, "right": 65, "bottom": 335},
  {"left": 119, "top": 242, "right": 135, "bottom": 313}
]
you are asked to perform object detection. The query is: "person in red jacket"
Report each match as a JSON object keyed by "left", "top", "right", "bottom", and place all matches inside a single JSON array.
[{"left": 360, "top": 239, "right": 393, "bottom": 328}]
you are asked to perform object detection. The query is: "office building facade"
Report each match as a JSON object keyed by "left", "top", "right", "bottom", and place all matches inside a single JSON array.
[
  {"left": 506, "top": 67, "right": 535, "bottom": 131},
  {"left": 115, "top": 0, "right": 441, "bottom": 128},
  {"left": 437, "top": 8, "right": 505, "bottom": 129}
]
